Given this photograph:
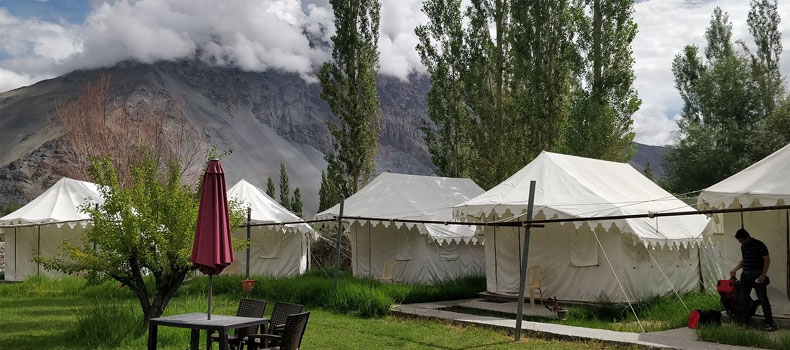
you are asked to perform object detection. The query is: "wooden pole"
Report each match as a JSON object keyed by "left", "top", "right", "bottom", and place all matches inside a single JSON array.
[
  {"left": 333, "top": 197, "right": 345, "bottom": 292},
  {"left": 515, "top": 181, "right": 537, "bottom": 342},
  {"left": 246, "top": 207, "right": 251, "bottom": 280}
]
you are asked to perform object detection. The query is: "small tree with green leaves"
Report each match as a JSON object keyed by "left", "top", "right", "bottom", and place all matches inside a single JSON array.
[
  {"left": 266, "top": 177, "right": 276, "bottom": 198},
  {"left": 39, "top": 155, "right": 243, "bottom": 329}
]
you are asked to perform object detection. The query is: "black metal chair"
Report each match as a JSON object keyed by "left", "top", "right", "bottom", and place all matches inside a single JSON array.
[
  {"left": 207, "top": 298, "right": 268, "bottom": 350},
  {"left": 247, "top": 312, "right": 310, "bottom": 350},
  {"left": 240, "top": 301, "right": 303, "bottom": 350}
]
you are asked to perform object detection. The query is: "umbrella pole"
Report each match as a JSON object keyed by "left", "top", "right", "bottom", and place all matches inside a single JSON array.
[
  {"left": 208, "top": 274, "right": 213, "bottom": 320},
  {"left": 246, "top": 208, "right": 251, "bottom": 280}
]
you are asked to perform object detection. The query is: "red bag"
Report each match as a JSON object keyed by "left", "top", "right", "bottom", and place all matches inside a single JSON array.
[
  {"left": 717, "top": 279, "right": 736, "bottom": 294},
  {"left": 688, "top": 310, "right": 701, "bottom": 329}
]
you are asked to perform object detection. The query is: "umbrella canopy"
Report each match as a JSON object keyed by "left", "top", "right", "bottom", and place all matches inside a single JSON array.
[{"left": 191, "top": 159, "right": 235, "bottom": 275}]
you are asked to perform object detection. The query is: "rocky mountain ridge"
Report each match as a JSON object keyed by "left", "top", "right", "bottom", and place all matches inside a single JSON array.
[{"left": 0, "top": 60, "right": 665, "bottom": 216}]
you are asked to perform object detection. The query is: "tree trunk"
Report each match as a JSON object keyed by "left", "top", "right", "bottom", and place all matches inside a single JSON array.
[{"left": 592, "top": 0, "right": 602, "bottom": 101}]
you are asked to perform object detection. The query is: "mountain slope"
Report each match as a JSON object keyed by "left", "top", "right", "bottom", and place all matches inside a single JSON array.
[
  {"left": 0, "top": 61, "right": 433, "bottom": 216},
  {"left": 0, "top": 60, "right": 666, "bottom": 216}
]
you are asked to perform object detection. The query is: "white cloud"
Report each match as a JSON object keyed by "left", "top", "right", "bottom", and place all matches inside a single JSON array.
[
  {"left": 631, "top": 0, "right": 790, "bottom": 145},
  {"left": 2, "top": 0, "right": 790, "bottom": 147},
  {"left": 0, "top": 67, "right": 36, "bottom": 92}
]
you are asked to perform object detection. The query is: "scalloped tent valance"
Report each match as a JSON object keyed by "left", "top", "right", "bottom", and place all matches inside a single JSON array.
[
  {"left": 454, "top": 151, "right": 709, "bottom": 248},
  {"left": 699, "top": 143, "right": 790, "bottom": 210},
  {"left": 315, "top": 172, "right": 485, "bottom": 245},
  {"left": 227, "top": 179, "right": 318, "bottom": 239},
  {"left": 0, "top": 177, "right": 103, "bottom": 228}
]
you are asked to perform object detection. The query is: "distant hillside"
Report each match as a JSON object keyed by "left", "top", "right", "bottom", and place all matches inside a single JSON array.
[
  {"left": 629, "top": 143, "right": 667, "bottom": 179},
  {"left": 0, "top": 60, "right": 668, "bottom": 215}
]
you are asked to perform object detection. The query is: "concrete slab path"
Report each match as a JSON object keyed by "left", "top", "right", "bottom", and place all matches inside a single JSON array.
[{"left": 392, "top": 301, "right": 770, "bottom": 350}]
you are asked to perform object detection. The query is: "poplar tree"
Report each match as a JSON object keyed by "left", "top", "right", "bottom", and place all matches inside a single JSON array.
[
  {"left": 565, "top": 0, "right": 639, "bottom": 161},
  {"left": 416, "top": 0, "right": 471, "bottom": 178},
  {"left": 266, "top": 177, "right": 276, "bottom": 199},
  {"left": 291, "top": 188, "right": 303, "bottom": 218},
  {"left": 279, "top": 163, "right": 290, "bottom": 209},
  {"left": 318, "top": 0, "right": 382, "bottom": 193},
  {"left": 511, "top": 0, "right": 576, "bottom": 159}
]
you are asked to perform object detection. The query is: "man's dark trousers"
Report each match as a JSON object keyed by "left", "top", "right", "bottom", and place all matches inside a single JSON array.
[{"left": 739, "top": 270, "right": 774, "bottom": 326}]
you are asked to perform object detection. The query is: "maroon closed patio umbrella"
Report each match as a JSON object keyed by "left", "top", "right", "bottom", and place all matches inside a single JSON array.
[{"left": 191, "top": 159, "right": 234, "bottom": 320}]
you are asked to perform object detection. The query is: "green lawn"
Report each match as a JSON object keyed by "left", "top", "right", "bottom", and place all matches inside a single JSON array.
[
  {"left": 0, "top": 276, "right": 637, "bottom": 350},
  {"left": 444, "top": 291, "right": 723, "bottom": 333}
]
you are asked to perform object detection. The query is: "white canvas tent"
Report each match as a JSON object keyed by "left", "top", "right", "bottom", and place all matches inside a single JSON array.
[
  {"left": 0, "top": 177, "right": 103, "bottom": 280},
  {"left": 699, "top": 143, "right": 790, "bottom": 317},
  {"left": 454, "top": 151, "right": 710, "bottom": 303},
  {"left": 222, "top": 179, "right": 317, "bottom": 277},
  {"left": 316, "top": 173, "right": 486, "bottom": 284}
]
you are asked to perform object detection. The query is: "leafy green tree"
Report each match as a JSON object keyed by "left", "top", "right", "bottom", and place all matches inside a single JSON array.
[
  {"left": 318, "top": 0, "right": 382, "bottom": 193},
  {"left": 747, "top": 0, "right": 783, "bottom": 116},
  {"left": 415, "top": 0, "right": 472, "bottom": 178},
  {"left": 279, "top": 163, "right": 290, "bottom": 209},
  {"left": 291, "top": 188, "right": 303, "bottom": 218},
  {"left": 663, "top": 4, "right": 787, "bottom": 193},
  {"left": 266, "top": 177, "right": 276, "bottom": 199},
  {"left": 511, "top": 0, "right": 576, "bottom": 162},
  {"left": 39, "top": 156, "right": 242, "bottom": 329},
  {"left": 318, "top": 154, "right": 347, "bottom": 212},
  {"left": 565, "top": 0, "right": 639, "bottom": 161},
  {"left": 461, "top": 0, "right": 522, "bottom": 189}
]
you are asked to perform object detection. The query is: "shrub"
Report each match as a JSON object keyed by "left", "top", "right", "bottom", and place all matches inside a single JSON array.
[
  {"left": 175, "top": 271, "right": 485, "bottom": 318},
  {"left": 70, "top": 300, "right": 142, "bottom": 348},
  {"left": 330, "top": 284, "right": 393, "bottom": 317}
]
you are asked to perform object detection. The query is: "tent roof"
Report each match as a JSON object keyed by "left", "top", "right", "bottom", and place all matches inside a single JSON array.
[
  {"left": 454, "top": 151, "right": 709, "bottom": 248},
  {"left": 0, "top": 177, "right": 103, "bottom": 227},
  {"left": 315, "top": 172, "right": 485, "bottom": 244},
  {"left": 227, "top": 179, "right": 317, "bottom": 238},
  {"left": 699, "top": 143, "right": 790, "bottom": 209}
]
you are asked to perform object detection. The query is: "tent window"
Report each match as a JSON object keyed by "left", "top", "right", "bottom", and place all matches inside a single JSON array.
[
  {"left": 439, "top": 242, "right": 459, "bottom": 261},
  {"left": 256, "top": 230, "right": 282, "bottom": 259},
  {"left": 396, "top": 232, "right": 412, "bottom": 261},
  {"left": 570, "top": 230, "right": 599, "bottom": 267}
]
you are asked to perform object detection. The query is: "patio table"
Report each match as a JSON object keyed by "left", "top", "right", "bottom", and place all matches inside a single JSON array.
[{"left": 148, "top": 312, "right": 269, "bottom": 350}]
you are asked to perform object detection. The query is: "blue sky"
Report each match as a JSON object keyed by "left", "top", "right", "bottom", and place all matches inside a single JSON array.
[{"left": 0, "top": 0, "right": 91, "bottom": 23}]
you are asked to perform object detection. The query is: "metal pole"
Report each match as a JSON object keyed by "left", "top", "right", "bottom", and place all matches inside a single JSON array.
[
  {"left": 93, "top": 203, "right": 98, "bottom": 251},
  {"left": 208, "top": 274, "right": 213, "bottom": 320},
  {"left": 14, "top": 227, "right": 17, "bottom": 280},
  {"left": 515, "top": 181, "right": 537, "bottom": 342},
  {"left": 246, "top": 207, "right": 251, "bottom": 280},
  {"left": 333, "top": 197, "right": 345, "bottom": 292},
  {"left": 37, "top": 225, "right": 41, "bottom": 277}
]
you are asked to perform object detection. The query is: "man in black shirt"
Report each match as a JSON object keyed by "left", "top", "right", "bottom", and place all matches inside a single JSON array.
[{"left": 730, "top": 228, "right": 775, "bottom": 330}]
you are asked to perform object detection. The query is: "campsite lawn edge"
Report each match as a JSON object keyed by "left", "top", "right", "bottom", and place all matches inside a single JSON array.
[{"left": 0, "top": 293, "right": 639, "bottom": 350}]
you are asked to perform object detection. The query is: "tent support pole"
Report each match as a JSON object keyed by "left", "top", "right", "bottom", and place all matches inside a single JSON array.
[
  {"left": 37, "top": 225, "right": 41, "bottom": 277},
  {"left": 368, "top": 223, "right": 372, "bottom": 279},
  {"left": 514, "top": 181, "right": 536, "bottom": 342},
  {"left": 786, "top": 210, "right": 789, "bottom": 303},
  {"left": 93, "top": 203, "right": 98, "bottom": 251},
  {"left": 697, "top": 246, "right": 704, "bottom": 292},
  {"left": 14, "top": 227, "right": 17, "bottom": 280},
  {"left": 246, "top": 208, "right": 251, "bottom": 280},
  {"left": 333, "top": 197, "right": 345, "bottom": 292},
  {"left": 493, "top": 226, "right": 497, "bottom": 291}
]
